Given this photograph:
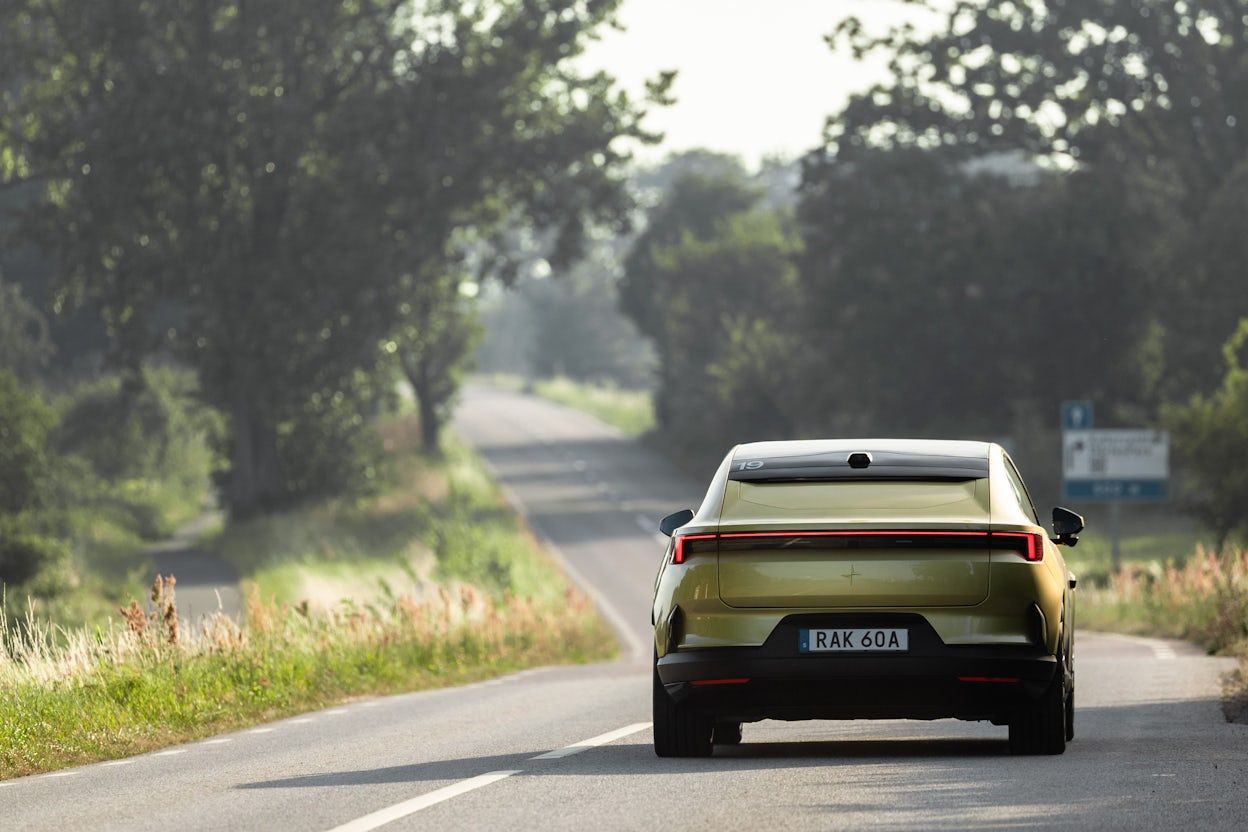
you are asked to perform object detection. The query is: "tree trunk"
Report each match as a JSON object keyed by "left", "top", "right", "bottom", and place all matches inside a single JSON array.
[
  {"left": 227, "top": 389, "right": 284, "bottom": 518},
  {"left": 416, "top": 383, "right": 442, "bottom": 454},
  {"left": 402, "top": 358, "right": 443, "bottom": 455}
]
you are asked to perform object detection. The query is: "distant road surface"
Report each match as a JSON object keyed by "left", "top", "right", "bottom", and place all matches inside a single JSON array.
[{"left": 5, "top": 384, "right": 1246, "bottom": 830}]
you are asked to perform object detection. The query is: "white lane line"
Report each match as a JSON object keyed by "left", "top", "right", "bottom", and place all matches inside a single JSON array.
[
  {"left": 325, "top": 770, "right": 522, "bottom": 832},
  {"left": 248, "top": 728, "right": 275, "bottom": 735},
  {"left": 152, "top": 749, "right": 187, "bottom": 757},
  {"left": 288, "top": 718, "right": 315, "bottom": 724},
  {"left": 358, "top": 701, "right": 379, "bottom": 708},
  {"left": 201, "top": 738, "right": 232, "bottom": 745},
  {"left": 529, "top": 722, "right": 652, "bottom": 760},
  {"left": 44, "top": 771, "right": 75, "bottom": 778},
  {"left": 100, "top": 760, "right": 134, "bottom": 767},
  {"left": 324, "top": 708, "right": 348, "bottom": 716}
]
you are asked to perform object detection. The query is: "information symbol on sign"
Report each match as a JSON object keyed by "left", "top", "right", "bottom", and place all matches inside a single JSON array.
[{"left": 1061, "top": 400, "right": 1094, "bottom": 431}]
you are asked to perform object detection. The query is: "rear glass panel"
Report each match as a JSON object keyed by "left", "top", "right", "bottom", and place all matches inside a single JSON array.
[
  {"left": 720, "top": 479, "right": 990, "bottom": 526},
  {"left": 737, "top": 480, "right": 979, "bottom": 510}
]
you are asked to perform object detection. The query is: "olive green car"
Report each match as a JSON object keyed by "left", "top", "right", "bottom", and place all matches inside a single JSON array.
[{"left": 651, "top": 439, "right": 1083, "bottom": 757}]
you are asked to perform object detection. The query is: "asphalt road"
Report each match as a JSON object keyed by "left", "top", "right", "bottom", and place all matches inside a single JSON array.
[{"left": 6, "top": 385, "right": 1247, "bottom": 830}]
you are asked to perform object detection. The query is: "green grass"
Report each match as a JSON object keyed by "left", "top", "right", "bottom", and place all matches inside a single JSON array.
[
  {"left": 481, "top": 374, "right": 655, "bottom": 436},
  {"left": 217, "top": 420, "right": 569, "bottom": 607},
  {"left": 0, "top": 414, "right": 615, "bottom": 778},
  {"left": 1, "top": 587, "right": 610, "bottom": 778}
]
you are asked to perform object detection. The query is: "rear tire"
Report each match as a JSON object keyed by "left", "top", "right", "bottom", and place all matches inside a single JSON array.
[
  {"left": 1065, "top": 684, "right": 1075, "bottom": 742},
  {"left": 1009, "top": 672, "right": 1067, "bottom": 755},
  {"left": 713, "top": 721, "right": 742, "bottom": 746},
  {"left": 653, "top": 661, "right": 713, "bottom": 757}
]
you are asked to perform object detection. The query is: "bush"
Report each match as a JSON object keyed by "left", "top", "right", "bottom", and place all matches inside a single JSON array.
[
  {"left": 0, "top": 525, "right": 69, "bottom": 591},
  {"left": 1166, "top": 320, "right": 1248, "bottom": 548},
  {"left": 0, "top": 370, "right": 54, "bottom": 516}
]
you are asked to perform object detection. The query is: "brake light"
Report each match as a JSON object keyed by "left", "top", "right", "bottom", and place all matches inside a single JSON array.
[
  {"left": 994, "top": 531, "right": 1044, "bottom": 562},
  {"left": 672, "top": 533, "right": 716, "bottom": 564}
]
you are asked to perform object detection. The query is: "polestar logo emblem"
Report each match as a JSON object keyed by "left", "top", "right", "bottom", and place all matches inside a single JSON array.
[{"left": 843, "top": 565, "right": 860, "bottom": 586}]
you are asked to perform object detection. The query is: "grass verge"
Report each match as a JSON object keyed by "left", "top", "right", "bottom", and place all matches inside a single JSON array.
[
  {"left": 481, "top": 374, "right": 654, "bottom": 436},
  {"left": 1075, "top": 544, "right": 1248, "bottom": 720},
  {"left": 0, "top": 415, "right": 614, "bottom": 779}
]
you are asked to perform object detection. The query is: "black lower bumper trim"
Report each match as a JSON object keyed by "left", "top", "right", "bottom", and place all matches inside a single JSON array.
[{"left": 656, "top": 613, "right": 1058, "bottom": 722}]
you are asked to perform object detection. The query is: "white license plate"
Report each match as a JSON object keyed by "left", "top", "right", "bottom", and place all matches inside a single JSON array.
[{"left": 799, "top": 628, "right": 908, "bottom": 652}]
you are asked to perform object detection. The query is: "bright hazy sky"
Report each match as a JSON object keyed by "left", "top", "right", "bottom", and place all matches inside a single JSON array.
[{"left": 580, "top": 1, "right": 928, "bottom": 167}]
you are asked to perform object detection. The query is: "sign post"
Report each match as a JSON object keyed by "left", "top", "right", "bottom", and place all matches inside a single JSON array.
[{"left": 1060, "top": 424, "right": 1169, "bottom": 571}]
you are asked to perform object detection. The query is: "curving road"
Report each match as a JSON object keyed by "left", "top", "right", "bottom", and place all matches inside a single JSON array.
[{"left": 5, "top": 385, "right": 1247, "bottom": 830}]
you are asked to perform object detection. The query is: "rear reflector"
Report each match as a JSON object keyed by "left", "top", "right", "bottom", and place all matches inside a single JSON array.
[
  {"left": 957, "top": 676, "right": 1020, "bottom": 684},
  {"left": 672, "top": 533, "right": 716, "bottom": 564},
  {"left": 690, "top": 678, "right": 750, "bottom": 686}
]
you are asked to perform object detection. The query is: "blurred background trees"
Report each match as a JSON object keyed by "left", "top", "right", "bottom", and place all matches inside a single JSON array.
[
  {"left": 4, "top": 0, "right": 1248, "bottom": 586},
  {"left": 0, "top": 0, "right": 657, "bottom": 518}
]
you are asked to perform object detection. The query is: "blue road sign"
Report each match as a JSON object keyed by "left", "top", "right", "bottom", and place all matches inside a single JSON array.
[
  {"left": 1062, "top": 479, "right": 1168, "bottom": 502},
  {"left": 1061, "top": 400, "right": 1094, "bottom": 431}
]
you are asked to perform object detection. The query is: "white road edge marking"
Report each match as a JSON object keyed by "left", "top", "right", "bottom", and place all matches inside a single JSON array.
[
  {"left": 152, "top": 749, "right": 186, "bottom": 757},
  {"left": 289, "top": 718, "right": 315, "bottom": 724},
  {"left": 481, "top": 458, "right": 646, "bottom": 661},
  {"left": 44, "top": 771, "right": 75, "bottom": 778},
  {"left": 201, "top": 738, "right": 232, "bottom": 745},
  {"left": 529, "top": 722, "right": 651, "bottom": 760},
  {"left": 248, "top": 728, "right": 275, "bottom": 735},
  {"left": 100, "top": 760, "right": 134, "bottom": 767},
  {"left": 325, "top": 770, "right": 522, "bottom": 832}
]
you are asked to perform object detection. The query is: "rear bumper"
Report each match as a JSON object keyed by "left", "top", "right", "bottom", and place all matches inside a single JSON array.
[{"left": 656, "top": 613, "right": 1058, "bottom": 722}]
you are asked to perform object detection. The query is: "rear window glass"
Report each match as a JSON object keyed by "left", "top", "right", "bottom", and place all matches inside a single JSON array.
[{"left": 731, "top": 479, "right": 985, "bottom": 512}]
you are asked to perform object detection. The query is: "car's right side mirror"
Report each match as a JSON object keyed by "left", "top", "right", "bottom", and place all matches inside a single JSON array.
[
  {"left": 1052, "top": 506, "right": 1084, "bottom": 546},
  {"left": 659, "top": 509, "right": 695, "bottom": 537}
]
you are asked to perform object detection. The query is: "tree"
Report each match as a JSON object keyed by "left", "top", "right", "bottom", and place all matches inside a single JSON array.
[
  {"left": 394, "top": 273, "right": 482, "bottom": 453},
  {"left": 826, "top": 1, "right": 1248, "bottom": 405},
  {"left": 0, "top": 278, "right": 52, "bottom": 379},
  {"left": 620, "top": 167, "right": 802, "bottom": 460},
  {"left": 1167, "top": 319, "right": 1248, "bottom": 549},
  {"left": 0, "top": 1, "right": 660, "bottom": 516}
]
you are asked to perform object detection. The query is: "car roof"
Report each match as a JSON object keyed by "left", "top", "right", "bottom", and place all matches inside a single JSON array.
[
  {"left": 729, "top": 439, "right": 994, "bottom": 483},
  {"left": 733, "top": 438, "right": 992, "bottom": 460}
]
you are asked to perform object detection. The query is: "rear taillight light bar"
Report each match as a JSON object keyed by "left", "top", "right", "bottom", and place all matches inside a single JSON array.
[
  {"left": 672, "top": 533, "right": 716, "bottom": 564},
  {"left": 671, "top": 530, "right": 1044, "bottom": 563}
]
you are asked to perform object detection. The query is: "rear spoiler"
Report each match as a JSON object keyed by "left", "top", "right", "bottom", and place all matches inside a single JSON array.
[{"left": 729, "top": 450, "right": 988, "bottom": 483}]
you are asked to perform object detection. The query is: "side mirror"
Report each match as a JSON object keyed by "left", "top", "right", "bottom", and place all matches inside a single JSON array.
[
  {"left": 1052, "top": 506, "right": 1084, "bottom": 546},
  {"left": 659, "top": 509, "right": 694, "bottom": 537}
]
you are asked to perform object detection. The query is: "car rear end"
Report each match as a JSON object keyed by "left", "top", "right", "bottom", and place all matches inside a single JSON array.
[{"left": 652, "top": 440, "right": 1072, "bottom": 755}]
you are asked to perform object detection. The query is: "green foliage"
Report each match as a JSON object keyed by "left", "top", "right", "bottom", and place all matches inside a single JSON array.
[
  {"left": 0, "top": 370, "right": 53, "bottom": 516},
  {"left": 0, "top": 0, "right": 659, "bottom": 516},
  {"left": 1166, "top": 321, "right": 1248, "bottom": 547},
  {"left": 0, "top": 280, "right": 53, "bottom": 379},
  {"left": 0, "top": 526, "right": 69, "bottom": 589},
  {"left": 619, "top": 162, "right": 802, "bottom": 461}
]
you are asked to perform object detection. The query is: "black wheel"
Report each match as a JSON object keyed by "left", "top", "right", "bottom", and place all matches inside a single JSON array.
[
  {"left": 653, "top": 661, "right": 713, "bottom": 757},
  {"left": 1009, "top": 672, "right": 1067, "bottom": 755},
  {"left": 1065, "top": 684, "right": 1075, "bottom": 742},
  {"left": 713, "top": 721, "right": 742, "bottom": 746}
]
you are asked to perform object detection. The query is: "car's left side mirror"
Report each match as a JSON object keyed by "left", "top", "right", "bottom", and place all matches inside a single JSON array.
[
  {"left": 1052, "top": 506, "right": 1084, "bottom": 546},
  {"left": 659, "top": 509, "right": 694, "bottom": 537}
]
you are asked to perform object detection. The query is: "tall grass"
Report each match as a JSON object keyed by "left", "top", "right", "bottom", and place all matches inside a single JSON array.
[
  {"left": 0, "top": 574, "right": 611, "bottom": 779},
  {"left": 1079, "top": 545, "right": 1248, "bottom": 654}
]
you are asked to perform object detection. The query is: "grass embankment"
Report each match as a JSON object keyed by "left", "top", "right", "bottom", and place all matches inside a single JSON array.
[
  {"left": 1072, "top": 544, "right": 1248, "bottom": 720},
  {"left": 0, "top": 416, "right": 613, "bottom": 779},
  {"left": 483, "top": 374, "right": 654, "bottom": 436}
]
